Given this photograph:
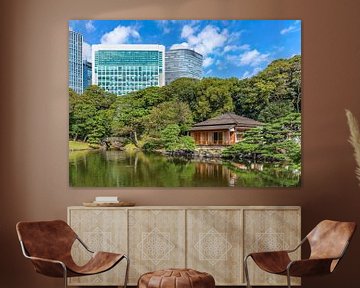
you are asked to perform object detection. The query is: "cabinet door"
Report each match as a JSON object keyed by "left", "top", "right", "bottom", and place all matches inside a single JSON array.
[
  {"left": 128, "top": 209, "right": 186, "bottom": 284},
  {"left": 243, "top": 208, "right": 301, "bottom": 286},
  {"left": 68, "top": 208, "right": 128, "bottom": 286},
  {"left": 187, "top": 209, "right": 243, "bottom": 285}
]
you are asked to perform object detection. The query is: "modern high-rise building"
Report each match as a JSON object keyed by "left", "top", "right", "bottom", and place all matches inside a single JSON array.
[
  {"left": 92, "top": 44, "right": 165, "bottom": 96},
  {"left": 165, "top": 49, "right": 203, "bottom": 85},
  {"left": 83, "top": 60, "right": 92, "bottom": 92},
  {"left": 68, "top": 30, "right": 83, "bottom": 94}
]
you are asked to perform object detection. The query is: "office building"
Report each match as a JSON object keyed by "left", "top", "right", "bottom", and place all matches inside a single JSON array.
[
  {"left": 83, "top": 60, "right": 92, "bottom": 91},
  {"left": 68, "top": 30, "right": 83, "bottom": 94},
  {"left": 92, "top": 44, "right": 165, "bottom": 96},
  {"left": 165, "top": 49, "right": 203, "bottom": 85}
]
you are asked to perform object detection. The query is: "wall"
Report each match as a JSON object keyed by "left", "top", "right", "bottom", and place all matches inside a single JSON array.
[{"left": 1, "top": 0, "right": 360, "bottom": 287}]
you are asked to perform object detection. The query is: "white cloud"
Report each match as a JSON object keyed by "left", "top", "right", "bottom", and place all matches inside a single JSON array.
[
  {"left": 83, "top": 42, "right": 92, "bottom": 62},
  {"left": 156, "top": 20, "right": 171, "bottom": 34},
  {"left": 239, "top": 44, "right": 250, "bottom": 50},
  {"left": 170, "top": 42, "right": 190, "bottom": 50},
  {"left": 227, "top": 49, "right": 270, "bottom": 67},
  {"left": 205, "top": 69, "right": 213, "bottom": 75},
  {"left": 280, "top": 21, "right": 301, "bottom": 35},
  {"left": 224, "top": 45, "right": 237, "bottom": 53},
  {"left": 181, "top": 25, "right": 195, "bottom": 38},
  {"left": 241, "top": 67, "right": 263, "bottom": 79},
  {"left": 229, "top": 31, "right": 242, "bottom": 41},
  {"left": 85, "top": 20, "right": 95, "bottom": 33},
  {"left": 172, "top": 24, "right": 228, "bottom": 56},
  {"left": 223, "top": 44, "right": 250, "bottom": 53},
  {"left": 100, "top": 25, "right": 140, "bottom": 44},
  {"left": 203, "top": 57, "right": 214, "bottom": 68}
]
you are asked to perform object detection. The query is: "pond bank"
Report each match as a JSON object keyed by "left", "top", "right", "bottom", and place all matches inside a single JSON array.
[
  {"left": 157, "top": 146, "right": 225, "bottom": 158},
  {"left": 69, "top": 141, "right": 100, "bottom": 151}
]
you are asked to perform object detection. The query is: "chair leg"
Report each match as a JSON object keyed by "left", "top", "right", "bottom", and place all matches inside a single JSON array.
[
  {"left": 62, "top": 265, "right": 68, "bottom": 288},
  {"left": 123, "top": 255, "right": 130, "bottom": 288},
  {"left": 286, "top": 269, "right": 291, "bottom": 288},
  {"left": 244, "top": 255, "right": 252, "bottom": 288}
]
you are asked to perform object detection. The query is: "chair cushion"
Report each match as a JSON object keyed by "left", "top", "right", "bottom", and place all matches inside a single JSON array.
[{"left": 138, "top": 268, "right": 215, "bottom": 288}]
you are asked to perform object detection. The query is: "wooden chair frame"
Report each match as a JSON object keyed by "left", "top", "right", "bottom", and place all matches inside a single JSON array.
[
  {"left": 243, "top": 220, "right": 356, "bottom": 288},
  {"left": 17, "top": 220, "right": 129, "bottom": 288}
]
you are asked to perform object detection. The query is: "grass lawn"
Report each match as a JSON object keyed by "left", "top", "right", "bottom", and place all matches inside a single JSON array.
[{"left": 69, "top": 141, "right": 96, "bottom": 151}]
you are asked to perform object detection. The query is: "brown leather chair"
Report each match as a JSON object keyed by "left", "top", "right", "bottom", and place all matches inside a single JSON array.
[
  {"left": 16, "top": 220, "right": 129, "bottom": 288},
  {"left": 244, "top": 220, "right": 356, "bottom": 288}
]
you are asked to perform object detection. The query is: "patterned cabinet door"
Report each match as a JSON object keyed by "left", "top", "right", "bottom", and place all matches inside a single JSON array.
[
  {"left": 128, "top": 209, "right": 186, "bottom": 284},
  {"left": 243, "top": 208, "right": 301, "bottom": 286},
  {"left": 187, "top": 209, "right": 243, "bottom": 285},
  {"left": 68, "top": 208, "right": 128, "bottom": 286}
]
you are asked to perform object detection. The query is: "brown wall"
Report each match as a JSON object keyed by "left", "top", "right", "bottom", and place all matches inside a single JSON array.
[{"left": 1, "top": 0, "right": 360, "bottom": 287}]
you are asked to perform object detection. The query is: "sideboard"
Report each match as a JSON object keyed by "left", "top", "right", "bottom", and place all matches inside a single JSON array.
[{"left": 67, "top": 206, "right": 301, "bottom": 286}]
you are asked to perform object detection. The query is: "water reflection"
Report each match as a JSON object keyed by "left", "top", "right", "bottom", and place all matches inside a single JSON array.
[{"left": 69, "top": 150, "right": 300, "bottom": 187}]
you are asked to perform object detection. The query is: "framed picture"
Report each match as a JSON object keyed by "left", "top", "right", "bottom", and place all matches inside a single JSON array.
[{"left": 68, "top": 20, "right": 301, "bottom": 187}]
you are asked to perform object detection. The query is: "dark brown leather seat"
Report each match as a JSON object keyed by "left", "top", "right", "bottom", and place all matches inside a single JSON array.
[
  {"left": 244, "top": 220, "right": 356, "bottom": 288},
  {"left": 138, "top": 268, "right": 215, "bottom": 288},
  {"left": 16, "top": 220, "right": 129, "bottom": 288}
]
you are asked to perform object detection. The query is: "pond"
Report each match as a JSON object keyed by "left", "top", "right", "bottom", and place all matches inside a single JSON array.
[{"left": 69, "top": 150, "right": 300, "bottom": 187}]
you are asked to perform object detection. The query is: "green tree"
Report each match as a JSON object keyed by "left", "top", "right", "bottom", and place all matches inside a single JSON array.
[
  {"left": 193, "top": 78, "right": 235, "bottom": 122},
  {"left": 69, "top": 86, "right": 116, "bottom": 143},
  {"left": 163, "top": 77, "right": 199, "bottom": 103},
  {"left": 233, "top": 55, "right": 301, "bottom": 120},
  {"left": 178, "top": 136, "right": 196, "bottom": 151},
  {"left": 160, "top": 124, "right": 196, "bottom": 152},
  {"left": 111, "top": 97, "right": 147, "bottom": 144},
  {"left": 144, "top": 101, "right": 193, "bottom": 136},
  {"left": 223, "top": 113, "right": 301, "bottom": 165},
  {"left": 87, "top": 110, "right": 113, "bottom": 144},
  {"left": 258, "top": 101, "right": 294, "bottom": 122},
  {"left": 160, "top": 124, "right": 181, "bottom": 151},
  {"left": 111, "top": 86, "right": 167, "bottom": 144}
]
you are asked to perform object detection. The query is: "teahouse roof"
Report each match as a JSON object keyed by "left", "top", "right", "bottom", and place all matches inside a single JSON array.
[{"left": 190, "top": 112, "right": 262, "bottom": 131}]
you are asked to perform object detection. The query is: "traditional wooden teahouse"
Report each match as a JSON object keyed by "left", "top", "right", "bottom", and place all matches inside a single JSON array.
[{"left": 189, "top": 112, "right": 262, "bottom": 146}]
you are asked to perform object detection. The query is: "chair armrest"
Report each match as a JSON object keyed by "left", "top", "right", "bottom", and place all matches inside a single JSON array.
[
  {"left": 19, "top": 240, "right": 67, "bottom": 277},
  {"left": 26, "top": 255, "right": 65, "bottom": 266},
  {"left": 247, "top": 250, "right": 290, "bottom": 258},
  {"left": 25, "top": 255, "right": 67, "bottom": 278},
  {"left": 286, "top": 237, "right": 307, "bottom": 253},
  {"left": 287, "top": 258, "right": 336, "bottom": 277}
]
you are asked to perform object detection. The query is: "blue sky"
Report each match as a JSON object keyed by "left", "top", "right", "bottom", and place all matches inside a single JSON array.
[{"left": 69, "top": 20, "right": 301, "bottom": 79}]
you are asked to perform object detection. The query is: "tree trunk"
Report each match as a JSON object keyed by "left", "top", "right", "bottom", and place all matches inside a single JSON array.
[{"left": 133, "top": 131, "right": 138, "bottom": 146}]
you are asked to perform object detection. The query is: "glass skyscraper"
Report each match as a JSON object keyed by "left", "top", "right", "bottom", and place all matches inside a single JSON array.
[
  {"left": 92, "top": 44, "right": 165, "bottom": 96},
  {"left": 68, "top": 30, "right": 83, "bottom": 94},
  {"left": 83, "top": 60, "right": 92, "bottom": 92},
  {"left": 165, "top": 49, "right": 203, "bottom": 85}
]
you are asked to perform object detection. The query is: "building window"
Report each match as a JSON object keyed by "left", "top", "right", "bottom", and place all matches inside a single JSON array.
[{"left": 213, "top": 131, "right": 223, "bottom": 144}]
